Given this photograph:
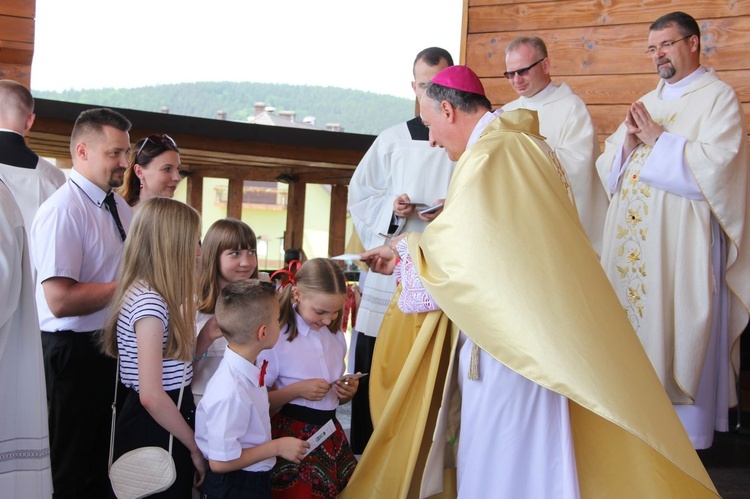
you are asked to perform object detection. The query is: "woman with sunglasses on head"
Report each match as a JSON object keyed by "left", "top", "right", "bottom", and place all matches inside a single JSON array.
[{"left": 119, "top": 134, "right": 183, "bottom": 208}]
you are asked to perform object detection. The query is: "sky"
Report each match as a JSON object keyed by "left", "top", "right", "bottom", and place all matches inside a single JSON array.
[{"left": 31, "top": 0, "right": 463, "bottom": 100}]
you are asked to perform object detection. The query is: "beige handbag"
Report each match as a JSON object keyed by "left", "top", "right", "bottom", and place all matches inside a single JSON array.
[{"left": 108, "top": 359, "right": 187, "bottom": 499}]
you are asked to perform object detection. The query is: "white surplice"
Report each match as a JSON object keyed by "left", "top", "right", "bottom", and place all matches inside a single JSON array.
[
  {"left": 0, "top": 179, "right": 52, "bottom": 498},
  {"left": 0, "top": 157, "right": 65, "bottom": 229},
  {"left": 503, "top": 82, "right": 607, "bottom": 254}
]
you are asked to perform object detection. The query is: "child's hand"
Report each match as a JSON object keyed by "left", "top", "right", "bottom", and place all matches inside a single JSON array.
[
  {"left": 276, "top": 436, "right": 311, "bottom": 464},
  {"left": 190, "top": 448, "right": 206, "bottom": 487},
  {"left": 333, "top": 375, "right": 359, "bottom": 403},
  {"left": 296, "top": 378, "right": 331, "bottom": 401}
]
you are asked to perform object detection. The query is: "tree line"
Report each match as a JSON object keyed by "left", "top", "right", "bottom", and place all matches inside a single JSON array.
[{"left": 33, "top": 81, "right": 415, "bottom": 136}]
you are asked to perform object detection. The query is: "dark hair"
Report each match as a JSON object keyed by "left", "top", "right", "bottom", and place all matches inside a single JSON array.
[
  {"left": 70, "top": 108, "right": 131, "bottom": 151},
  {"left": 414, "top": 47, "right": 454, "bottom": 73},
  {"left": 650, "top": 11, "right": 701, "bottom": 50},
  {"left": 121, "top": 135, "right": 180, "bottom": 206},
  {"left": 505, "top": 36, "right": 549, "bottom": 58},
  {"left": 284, "top": 248, "right": 302, "bottom": 265},
  {"left": 424, "top": 83, "right": 492, "bottom": 113},
  {"left": 215, "top": 279, "right": 278, "bottom": 344},
  {"left": 198, "top": 218, "right": 259, "bottom": 314},
  {"left": 278, "top": 258, "right": 347, "bottom": 341}
]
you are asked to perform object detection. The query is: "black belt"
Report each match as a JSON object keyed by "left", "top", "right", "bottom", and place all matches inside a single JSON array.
[{"left": 279, "top": 404, "right": 337, "bottom": 426}]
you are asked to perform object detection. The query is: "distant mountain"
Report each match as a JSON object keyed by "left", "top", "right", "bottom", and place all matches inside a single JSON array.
[{"left": 33, "top": 82, "right": 416, "bottom": 136}]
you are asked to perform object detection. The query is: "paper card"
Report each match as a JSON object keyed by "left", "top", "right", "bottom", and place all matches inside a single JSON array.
[
  {"left": 330, "top": 254, "right": 361, "bottom": 261},
  {"left": 304, "top": 419, "right": 336, "bottom": 457}
]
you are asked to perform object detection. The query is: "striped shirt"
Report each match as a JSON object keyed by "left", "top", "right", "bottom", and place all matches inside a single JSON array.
[{"left": 116, "top": 282, "right": 192, "bottom": 392}]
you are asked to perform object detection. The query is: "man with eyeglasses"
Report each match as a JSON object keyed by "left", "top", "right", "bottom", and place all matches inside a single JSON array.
[
  {"left": 502, "top": 36, "right": 608, "bottom": 255},
  {"left": 596, "top": 11, "right": 750, "bottom": 450},
  {"left": 31, "top": 108, "right": 133, "bottom": 497}
]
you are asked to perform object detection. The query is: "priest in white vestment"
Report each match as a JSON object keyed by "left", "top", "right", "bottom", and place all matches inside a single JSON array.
[
  {"left": 0, "top": 178, "right": 53, "bottom": 498},
  {"left": 0, "top": 80, "right": 65, "bottom": 229},
  {"left": 596, "top": 12, "right": 750, "bottom": 449},
  {"left": 346, "top": 47, "right": 456, "bottom": 452},
  {"left": 501, "top": 36, "right": 608, "bottom": 254}
]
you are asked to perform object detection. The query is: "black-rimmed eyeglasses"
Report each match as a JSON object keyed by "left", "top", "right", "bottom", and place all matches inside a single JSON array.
[
  {"left": 135, "top": 134, "right": 178, "bottom": 159},
  {"left": 645, "top": 35, "right": 692, "bottom": 56},
  {"left": 503, "top": 58, "right": 545, "bottom": 79}
]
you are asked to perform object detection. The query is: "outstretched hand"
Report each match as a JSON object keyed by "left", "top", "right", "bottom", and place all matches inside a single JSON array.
[{"left": 361, "top": 245, "right": 399, "bottom": 275}]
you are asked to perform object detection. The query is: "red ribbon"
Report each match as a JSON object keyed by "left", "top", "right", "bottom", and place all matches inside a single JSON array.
[
  {"left": 258, "top": 359, "right": 269, "bottom": 387},
  {"left": 270, "top": 260, "right": 302, "bottom": 289}
]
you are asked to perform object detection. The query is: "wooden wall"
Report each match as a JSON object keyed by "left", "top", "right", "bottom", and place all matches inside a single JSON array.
[
  {"left": 461, "top": 0, "right": 750, "bottom": 146},
  {"left": 0, "top": 0, "right": 34, "bottom": 88}
]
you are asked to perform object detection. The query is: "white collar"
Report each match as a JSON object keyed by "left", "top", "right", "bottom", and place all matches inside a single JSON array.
[{"left": 69, "top": 168, "right": 110, "bottom": 208}]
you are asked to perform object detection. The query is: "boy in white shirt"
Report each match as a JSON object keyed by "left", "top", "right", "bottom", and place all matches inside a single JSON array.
[{"left": 196, "top": 279, "right": 309, "bottom": 498}]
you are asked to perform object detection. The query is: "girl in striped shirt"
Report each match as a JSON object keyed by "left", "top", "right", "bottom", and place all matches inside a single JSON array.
[{"left": 101, "top": 197, "right": 208, "bottom": 497}]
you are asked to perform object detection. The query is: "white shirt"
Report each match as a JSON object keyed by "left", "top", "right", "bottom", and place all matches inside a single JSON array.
[
  {"left": 196, "top": 346, "right": 275, "bottom": 472},
  {"left": 31, "top": 168, "right": 133, "bottom": 332},
  {"left": 258, "top": 309, "right": 347, "bottom": 411}
]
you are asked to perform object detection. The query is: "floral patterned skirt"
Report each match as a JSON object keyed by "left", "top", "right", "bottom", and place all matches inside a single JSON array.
[{"left": 270, "top": 408, "right": 357, "bottom": 498}]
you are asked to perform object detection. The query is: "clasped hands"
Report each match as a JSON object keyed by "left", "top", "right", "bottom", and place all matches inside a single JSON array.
[{"left": 623, "top": 101, "right": 664, "bottom": 156}]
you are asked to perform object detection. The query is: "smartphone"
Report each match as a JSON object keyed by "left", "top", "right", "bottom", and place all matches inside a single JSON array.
[
  {"left": 418, "top": 203, "right": 444, "bottom": 215},
  {"left": 337, "top": 372, "right": 369, "bottom": 383}
]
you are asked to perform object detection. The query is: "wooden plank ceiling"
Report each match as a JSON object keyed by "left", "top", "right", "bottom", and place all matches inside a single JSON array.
[{"left": 28, "top": 99, "right": 375, "bottom": 186}]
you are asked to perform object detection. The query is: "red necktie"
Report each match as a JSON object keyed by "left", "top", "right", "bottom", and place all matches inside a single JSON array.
[{"left": 259, "top": 359, "right": 269, "bottom": 387}]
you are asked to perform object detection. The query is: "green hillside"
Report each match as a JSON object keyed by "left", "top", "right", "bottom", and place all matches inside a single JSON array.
[{"left": 33, "top": 82, "right": 416, "bottom": 136}]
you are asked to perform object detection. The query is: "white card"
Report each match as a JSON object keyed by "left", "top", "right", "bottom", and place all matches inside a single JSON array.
[{"left": 304, "top": 419, "right": 336, "bottom": 457}]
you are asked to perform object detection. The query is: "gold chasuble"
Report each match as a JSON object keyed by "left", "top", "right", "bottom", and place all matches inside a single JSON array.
[{"left": 340, "top": 111, "right": 717, "bottom": 498}]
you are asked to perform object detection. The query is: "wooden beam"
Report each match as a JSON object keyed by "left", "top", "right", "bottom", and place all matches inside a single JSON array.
[
  {"left": 285, "top": 182, "right": 306, "bottom": 250},
  {"left": 328, "top": 184, "right": 348, "bottom": 257},
  {"left": 466, "top": 17, "right": 750, "bottom": 77},
  {"left": 0, "top": 0, "right": 35, "bottom": 17},
  {"left": 467, "top": 0, "right": 750, "bottom": 34},
  {"left": 227, "top": 178, "right": 243, "bottom": 219},
  {"left": 187, "top": 175, "right": 203, "bottom": 215}
]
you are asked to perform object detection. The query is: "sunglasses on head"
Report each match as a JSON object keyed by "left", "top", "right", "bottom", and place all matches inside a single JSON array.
[
  {"left": 503, "top": 58, "right": 545, "bottom": 79},
  {"left": 135, "top": 134, "right": 178, "bottom": 159}
]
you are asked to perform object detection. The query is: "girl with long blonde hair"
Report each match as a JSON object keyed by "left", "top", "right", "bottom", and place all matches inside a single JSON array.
[{"left": 102, "top": 197, "right": 207, "bottom": 497}]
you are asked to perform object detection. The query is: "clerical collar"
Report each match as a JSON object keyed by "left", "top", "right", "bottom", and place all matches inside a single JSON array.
[
  {"left": 661, "top": 66, "right": 707, "bottom": 101},
  {"left": 0, "top": 128, "right": 23, "bottom": 136}
]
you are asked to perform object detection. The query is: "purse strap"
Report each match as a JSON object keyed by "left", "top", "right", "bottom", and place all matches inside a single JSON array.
[{"left": 108, "top": 356, "right": 189, "bottom": 469}]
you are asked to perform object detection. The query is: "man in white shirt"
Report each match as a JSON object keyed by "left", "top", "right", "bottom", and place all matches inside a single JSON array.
[
  {"left": 31, "top": 108, "right": 133, "bottom": 498},
  {"left": 346, "top": 47, "right": 456, "bottom": 452},
  {"left": 502, "top": 36, "right": 607, "bottom": 253},
  {"left": 0, "top": 80, "right": 65, "bottom": 229},
  {"left": 596, "top": 11, "right": 750, "bottom": 449}
]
